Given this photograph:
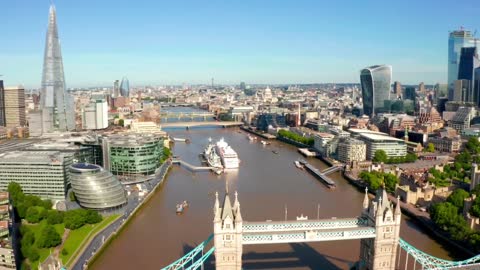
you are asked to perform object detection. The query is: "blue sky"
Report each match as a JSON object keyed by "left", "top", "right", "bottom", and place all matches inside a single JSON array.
[{"left": 2, "top": 0, "right": 480, "bottom": 88}]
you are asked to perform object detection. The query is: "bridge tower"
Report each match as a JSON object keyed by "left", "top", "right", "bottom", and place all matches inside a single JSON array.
[
  {"left": 359, "top": 187, "right": 401, "bottom": 270},
  {"left": 213, "top": 191, "right": 243, "bottom": 270}
]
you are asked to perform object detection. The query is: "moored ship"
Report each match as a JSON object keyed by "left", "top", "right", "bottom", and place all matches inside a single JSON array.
[
  {"left": 203, "top": 138, "right": 223, "bottom": 169},
  {"left": 216, "top": 138, "right": 240, "bottom": 169}
]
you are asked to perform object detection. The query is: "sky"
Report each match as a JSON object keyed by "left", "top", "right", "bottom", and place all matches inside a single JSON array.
[{"left": 1, "top": 0, "right": 480, "bottom": 88}]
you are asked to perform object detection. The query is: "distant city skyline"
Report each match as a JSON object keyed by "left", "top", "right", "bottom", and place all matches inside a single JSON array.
[{"left": 2, "top": 0, "right": 480, "bottom": 88}]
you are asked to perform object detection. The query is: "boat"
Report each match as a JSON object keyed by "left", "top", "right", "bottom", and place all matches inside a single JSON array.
[
  {"left": 294, "top": 160, "right": 303, "bottom": 169},
  {"left": 216, "top": 138, "right": 240, "bottom": 169},
  {"left": 176, "top": 204, "right": 184, "bottom": 214},
  {"left": 247, "top": 135, "right": 256, "bottom": 141},
  {"left": 261, "top": 140, "right": 270, "bottom": 145},
  {"left": 203, "top": 138, "right": 223, "bottom": 169},
  {"left": 176, "top": 201, "right": 189, "bottom": 214},
  {"left": 272, "top": 150, "right": 279, "bottom": 155}
]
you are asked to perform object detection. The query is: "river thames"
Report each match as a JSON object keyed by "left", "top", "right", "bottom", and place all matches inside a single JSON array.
[{"left": 91, "top": 125, "right": 459, "bottom": 270}]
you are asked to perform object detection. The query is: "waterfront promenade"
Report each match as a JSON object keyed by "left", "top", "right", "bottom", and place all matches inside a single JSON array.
[{"left": 71, "top": 160, "right": 172, "bottom": 270}]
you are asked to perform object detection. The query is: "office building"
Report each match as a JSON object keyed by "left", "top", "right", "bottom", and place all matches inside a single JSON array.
[
  {"left": 360, "top": 65, "right": 392, "bottom": 117},
  {"left": 450, "top": 106, "right": 476, "bottom": 132},
  {"left": 428, "top": 136, "right": 462, "bottom": 153},
  {"left": 39, "top": 5, "right": 75, "bottom": 133},
  {"left": 0, "top": 192, "right": 16, "bottom": 269},
  {"left": 404, "top": 87, "right": 416, "bottom": 101},
  {"left": 102, "top": 133, "right": 164, "bottom": 176},
  {"left": 113, "top": 80, "right": 120, "bottom": 98},
  {"left": 418, "top": 82, "right": 425, "bottom": 93},
  {"left": 24, "top": 142, "right": 94, "bottom": 164},
  {"left": 337, "top": 138, "right": 366, "bottom": 163},
  {"left": 453, "top": 79, "right": 470, "bottom": 102},
  {"left": 256, "top": 113, "right": 287, "bottom": 132},
  {"left": 448, "top": 29, "right": 476, "bottom": 100},
  {"left": 0, "top": 81, "right": 5, "bottom": 127},
  {"left": 434, "top": 83, "right": 448, "bottom": 99},
  {"left": 4, "top": 86, "right": 26, "bottom": 128},
  {"left": 0, "top": 151, "right": 73, "bottom": 201},
  {"left": 82, "top": 98, "right": 108, "bottom": 130},
  {"left": 350, "top": 129, "right": 407, "bottom": 160},
  {"left": 393, "top": 81, "right": 402, "bottom": 98},
  {"left": 458, "top": 47, "right": 480, "bottom": 103},
  {"left": 69, "top": 163, "right": 127, "bottom": 210},
  {"left": 239, "top": 82, "right": 246, "bottom": 90},
  {"left": 120, "top": 77, "right": 130, "bottom": 97}
]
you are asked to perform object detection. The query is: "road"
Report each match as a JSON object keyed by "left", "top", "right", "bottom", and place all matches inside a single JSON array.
[{"left": 71, "top": 161, "right": 171, "bottom": 270}]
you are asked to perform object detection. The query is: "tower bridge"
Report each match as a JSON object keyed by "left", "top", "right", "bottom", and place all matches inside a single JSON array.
[{"left": 162, "top": 188, "right": 480, "bottom": 270}]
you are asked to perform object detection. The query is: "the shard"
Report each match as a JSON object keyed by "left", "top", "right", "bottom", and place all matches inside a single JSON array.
[{"left": 39, "top": 5, "right": 75, "bottom": 133}]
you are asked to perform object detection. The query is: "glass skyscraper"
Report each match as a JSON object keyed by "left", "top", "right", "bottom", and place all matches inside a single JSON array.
[
  {"left": 457, "top": 47, "right": 480, "bottom": 103},
  {"left": 360, "top": 65, "right": 392, "bottom": 117},
  {"left": 448, "top": 29, "right": 476, "bottom": 100},
  {"left": 120, "top": 77, "right": 130, "bottom": 97},
  {"left": 39, "top": 5, "right": 75, "bottom": 133}
]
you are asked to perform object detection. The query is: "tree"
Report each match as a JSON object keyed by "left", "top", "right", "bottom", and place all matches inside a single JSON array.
[
  {"left": 46, "top": 210, "right": 64, "bottom": 225},
  {"left": 7, "top": 182, "right": 23, "bottom": 204},
  {"left": 446, "top": 189, "right": 469, "bottom": 209},
  {"left": 21, "top": 231, "right": 35, "bottom": 247},
  {"left": 25, "top": 207, "right": 41, "bottom": 224},
  {"left": 37, "top": 225, "right": 62, "bottom": 248},
  {"left": 383, "top": 173, "right": 399, "bottom": 193},
  {"left": 24, "top": 246, "right": 39, "bottom": 262},
  {"left": 85, "top": 210, "right": 102, "bottom": 224},
  {"left": 403, "top": 153, "right": 418, "bottom": 163},
  {"left": 41, "top": 200, "right": 53, "bottom": 209},
  {"left": 64, "top": 209, "right": 87, "bottom": 230},
  {"left": 426, "top": 143, "right": 435, "bottom": 152},
  {"left": 470, "top": 196, "right": 480, "bottom": 218},
  {"left": 373, "top": 150, "right": 388, "bottom": 163},
  {"left": 359, "top": 171, "right": 383, "bottom": 191}
]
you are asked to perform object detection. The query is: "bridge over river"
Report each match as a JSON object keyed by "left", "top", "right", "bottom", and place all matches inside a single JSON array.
[{"left": 161, "top": 121, "right": 243, "bottom": 128}]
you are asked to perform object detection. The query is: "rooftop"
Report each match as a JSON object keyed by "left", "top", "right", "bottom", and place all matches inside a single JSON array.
[
  {"left": 359, "top": 133, "right": 405, "bottom": 142},
  {"left": 0, "top": 151, "right": 71, "bottom": 164}
]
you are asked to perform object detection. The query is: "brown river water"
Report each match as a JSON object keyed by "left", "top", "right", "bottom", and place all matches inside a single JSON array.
[{"left": 91, "top": 127, "right": 459, "bottom": 270}]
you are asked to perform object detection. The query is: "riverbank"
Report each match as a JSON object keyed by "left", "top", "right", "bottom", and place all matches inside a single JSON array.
[
  {"left": 73, "top": 161, "right": 172, "bottom": 270},
  {"left": 342, "top": 171, "right": 475, "bottom": 257},
  {"left": 239, "top": 126, "right": 276, "bottom": 139}
]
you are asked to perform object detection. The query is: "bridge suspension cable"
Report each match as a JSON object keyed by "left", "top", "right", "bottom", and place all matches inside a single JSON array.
[
  {"left": 399, "top": 238, "right": 480, "bottom": 269},
  {"left": 161, "top": 234, "right": 214, "bottom": 270}
]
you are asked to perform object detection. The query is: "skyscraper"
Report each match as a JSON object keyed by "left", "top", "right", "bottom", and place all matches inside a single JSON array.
[
  {"left": 360, "top": 65, "right": 392, "bottom": 117},
  {"left": 4, "top": 86, "right": 26, "bottom": 128},
  {"left": 113, "top": 80, "right": 120, "bottom": 98},
  {"left": 418, "top": 82, "right": 425, "bottom": 93},
  {"left": 120, "top": 77, "right": 129, "bottom": 97},
  {"left": 448, "top": 29, "right": 476, "bottom": 100},
  {"left": 393, "top": 81, "right": 402, "bottom": 98},
  {"left": 39, "top": 5, "right": 75, "bottom": 134},
  {"left": 458, "top": 47, "right": 480, "bottom": 103},
  {"left": 404, "top": 87, "right": 416, "bottom": 101},
  {"left": 0, "top": 81, "right": 5, "bottom": 127}
]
